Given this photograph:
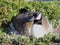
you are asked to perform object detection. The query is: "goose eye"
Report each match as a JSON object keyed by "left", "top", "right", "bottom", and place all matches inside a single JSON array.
[
  {"left": 33, "top": 13, "right": 38, "bottom": 18},
  {"left": 33, "top": 12, "right": 42, "bottom": 20}
]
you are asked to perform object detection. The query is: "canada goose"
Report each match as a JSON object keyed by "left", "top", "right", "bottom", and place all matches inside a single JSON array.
[
  {"left": 9, "top": 9, "right": 34, "bottom": 36},
  {"left": 32, "top": 13, "right": 53, "bottom": 38},
  {"left": 9, "top": 8, "right": 53, "bottom": 38}
]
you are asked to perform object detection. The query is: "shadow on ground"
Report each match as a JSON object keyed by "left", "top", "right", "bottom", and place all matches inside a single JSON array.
[{"left": 0, "top": 20, "right": 11, "bottom": 34}]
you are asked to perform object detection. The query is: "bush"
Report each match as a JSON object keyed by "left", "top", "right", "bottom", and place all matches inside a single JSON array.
[
  {"left": 0, "top": 33, "right": 60, "bottom": 45},
  {"left": 0, "top": 0, "right": 60, "bottom": 45},
  {"left": 0, "top": 0, "right": 60, "bottom": 26}
]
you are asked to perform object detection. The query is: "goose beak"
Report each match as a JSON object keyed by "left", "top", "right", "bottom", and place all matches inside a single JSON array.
[{"left": 29, "top": 17, "right": 34, "bottom": 21}]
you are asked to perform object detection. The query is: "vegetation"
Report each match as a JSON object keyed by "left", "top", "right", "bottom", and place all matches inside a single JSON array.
[
  {"left": 0, "top": 0, "right": 60, "bottom": 45},
  {"left": 0, "top": 33, "right": 60, "bottom": 45},
  {"left": 0, "top": 0, "right": 60, "bottom": 26}
]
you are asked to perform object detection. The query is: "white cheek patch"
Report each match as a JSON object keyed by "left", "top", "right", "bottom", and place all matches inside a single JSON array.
[{"left": 36, "top": 13, "right": 42, "bottom": 20}]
